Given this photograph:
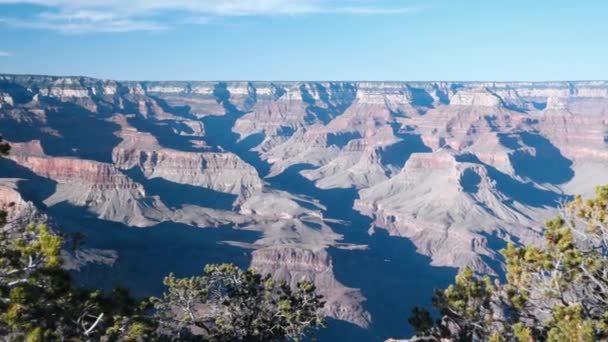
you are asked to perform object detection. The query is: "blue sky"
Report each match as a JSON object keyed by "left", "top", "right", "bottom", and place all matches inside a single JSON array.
[{"left": 0, "top": 0, "right": 607, "bottom": 81}]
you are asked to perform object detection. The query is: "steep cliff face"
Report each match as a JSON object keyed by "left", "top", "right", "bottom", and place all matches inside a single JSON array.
[
  {"left": 537, "top": 113, "right": 608, "bottom": 161},
  {"left": 2, "top": 75, "right": 608, "bottom": 340},
  {"left": 113, "top": 147, "right": 263, "bottom": 198},
  {"left": 250, "top": 247, "right": 370, "bottom": 328},
  {"left": 8, "top": 141, "right": 167, "bottom": 227}
]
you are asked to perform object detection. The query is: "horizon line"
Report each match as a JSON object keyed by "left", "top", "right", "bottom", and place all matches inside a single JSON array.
[{"left": 1, "top": 73, "right": 608, "bottom": 84}]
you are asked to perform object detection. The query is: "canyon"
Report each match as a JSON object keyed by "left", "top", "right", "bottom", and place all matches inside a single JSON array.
[{"left": 1, "top": 75, "right": 608, "bottom": 340}]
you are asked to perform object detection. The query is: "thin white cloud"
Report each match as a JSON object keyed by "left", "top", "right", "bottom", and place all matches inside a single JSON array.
[
  {"left": 1, "top": 10, "right": 167, "bottom": 33},
  {"left": 0, "top": 0, "right": 325, "bottom": 16},
  {"left": 0, "top": 51, "right": 12, "bottom": 57},
  {"left": 0, "top": 0, "right": 422, "bottom": 32}
]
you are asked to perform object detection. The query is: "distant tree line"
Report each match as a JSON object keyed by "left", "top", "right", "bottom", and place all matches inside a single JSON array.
[
  {"left": 409, "top": 184, "right": 608, "bottom": 341},
  {"left": 0, "top": 137, "right": 325, "bottom": 341}
]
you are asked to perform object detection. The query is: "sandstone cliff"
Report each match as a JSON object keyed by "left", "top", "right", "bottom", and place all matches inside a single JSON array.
[{"left": 250, "top": 247, "right": 370, "bottom": 328}]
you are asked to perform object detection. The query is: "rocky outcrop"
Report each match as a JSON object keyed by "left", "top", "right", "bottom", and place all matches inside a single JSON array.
[
  {"left": 62, "top": 249, "right": 119, "bottom": 272},
  {"left": 14, "top": 155, "right": 141, "bottom": 188},
  {"left": 450, "top": 88, "right": 503, "bottom": 107},
  {"left": 111, "top": 121, "right": 263, "bottom": 198},
  {"left": 9, "top": 142, "right": 166, "bottom": 227},
  {"left": 355, "top": 150, "right": 553, "bottom": 272},
  {"left": 114, "top": 148, "right": 263, "bottom": 198},
  {"left": 0, "top": 92, "right": 14, "bottom": 109},
  {"left": 251, "top": 247, "right": 371, "bottom": 328},
  {"left": 0, "top": 181, "right": 43, "bottom": 225},
  {"left": 239, "top": 191, "right": 322, "bottom": 219},
  {"left": 537, "top": 113, "right": 608, "bottom": 161}
]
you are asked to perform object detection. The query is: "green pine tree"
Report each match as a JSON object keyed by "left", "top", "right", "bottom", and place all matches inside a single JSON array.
[{"left": 409, "top": 184, "right": 608, "bottom": 341}]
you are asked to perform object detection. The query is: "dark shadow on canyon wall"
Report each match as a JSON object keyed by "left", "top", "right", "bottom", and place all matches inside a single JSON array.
[
  {"left": 198, "top": 91, "right": 458, "bottom": 341},
  {"left": 48, "top": 202, "right": 259, "bottom": 297},
  {"left": 0, "top": 158, "right": 57, "bottom": 207},
  {"left": 325, "top": 230, "right": 456, "bottom": 341},
  {"left": 124, "top": 168, "right": 237, "bottom": 211},
  {"left": 327, "top": 132, "right": 362, "bottom": 149},
  {"left": 477, "top": 231, "right": 515, "bottom": 282},
  {"left": 127, "top": 115, "right": 211, "bottom": 153},
  {"left": 0, "top": 80, "right": 35, "bottom": 104},
  {"left": 201, "top": 84, "right": 271, "bottom": 177},
  {"left": 456, "top": 153, "right": 570, "bottom": 209},
  {"left": 42, "top": 101, "right": 122, "bottom": 163},
  {"left": 301, "top": 83, "right": 357, "bottom": 125},
  {"left": 149, "top": 95, "right": 193, "bottom": 118},
  {"left": 0, "top": 84, "right": 460, "bottom": 341},
  {"left": 502, "top": 132, "right": 574, "bottom": 185},
  {"left": 460, "top": 168, "right": 482, "bottom": 193},
  {"left": 269, "top": 165, "right": 457, "bottom": 341},
  {"left": 498, "top": 133, "right": 521, "bottom": 150},
  {"left": 0, "top": 98, "right": 122, "bottom": 163},
  {"left": 407, "top": 86, "right": 435, "bottom": 109},
  {"left": 379, "top": 134, "right": 432, "bottom": 170}
]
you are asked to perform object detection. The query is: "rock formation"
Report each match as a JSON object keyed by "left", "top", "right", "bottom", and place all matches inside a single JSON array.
[
  {"left": 111, "top": 117, "right": 263, "bottom": 199},
  {"left": 8, "top": 141, "right": 168, "bottom": 227},
  {"left": 1, "top": 75, "right": 608, "bottom": 340}
]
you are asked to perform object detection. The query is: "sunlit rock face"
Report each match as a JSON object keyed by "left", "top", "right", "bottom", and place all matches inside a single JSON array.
[
  {"left": 8, "top": 141, "right": 166, "bottom": 227},
  {"left": 111, "top": 127, "right": 263, "bottom": 199},
  {"left": 0, "top": 182, "right": 42, "bottom": 224},
  {"left": 250, "top": 247, "right": 370, "bottom": 329},
  {"left": 1, "top": 74, "right": 608, "bottom": 340}
]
